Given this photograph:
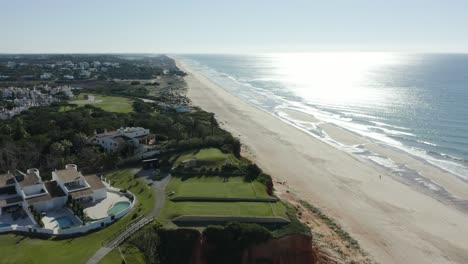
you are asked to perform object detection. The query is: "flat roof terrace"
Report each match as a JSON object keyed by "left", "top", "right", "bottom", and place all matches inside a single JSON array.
[
  {"left": 54, "top": 168, "right": 84, "bottom": 183},
  {"left": 15, "top": 173, "right": 41, "bottom": 187},
  {"left": 0, "top": 173, "right": 15, "bottom": 188},
  {"left": 0, "top": 195, "right": 23, "bottom": 208}
]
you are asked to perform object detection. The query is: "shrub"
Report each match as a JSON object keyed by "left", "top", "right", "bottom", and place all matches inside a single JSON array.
[{"left": 244, "top": 163, "right": 262, "bottom": 182}]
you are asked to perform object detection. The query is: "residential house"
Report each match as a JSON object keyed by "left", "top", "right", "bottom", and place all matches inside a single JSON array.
[
  {"left": 0, "top": 165, "right": 106, "bottom": 216},
  {"left": 95, "top": 127, "right": 154, "bottom": 153}
]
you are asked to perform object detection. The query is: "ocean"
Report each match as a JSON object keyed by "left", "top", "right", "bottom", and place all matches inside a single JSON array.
[{"left": 178, "top": 53, "right": 468, "bottom": 180}]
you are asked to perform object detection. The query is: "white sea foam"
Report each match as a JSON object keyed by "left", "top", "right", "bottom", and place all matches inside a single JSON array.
[
  {"left": 181, "top": 56, "right": 468, "bottom": 181},
  {"left": 417, "top": 140, "right": 438, "bottom": 147}
]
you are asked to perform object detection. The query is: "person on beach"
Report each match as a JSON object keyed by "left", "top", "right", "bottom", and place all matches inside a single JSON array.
[{"left": 379, "top": 175, "right": 382, "bottom": 180}]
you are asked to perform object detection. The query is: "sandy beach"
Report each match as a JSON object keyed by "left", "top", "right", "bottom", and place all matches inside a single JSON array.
[{"left": 176, "top": 58, "right": 468, "bottom": 264}]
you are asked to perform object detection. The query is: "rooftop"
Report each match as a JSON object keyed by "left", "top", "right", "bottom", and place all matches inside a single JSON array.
[
  {"left": 54, "top": 168, "right": 83, "bottom": 182},
  {"left": 0, "top": 195, "right": 23, "bottom": 207},
  {"left": 0, "top": 173, "right": 15, "bottom": 187},
  {"left": 15, "top": 173, "right": 41, "bottom": 187},
  {"left": 44, "top": 181, "right": 66, "bottom": 197},
  {"left": 69, "top": 188, "right": 93, "bottom": 199},
  {"left": 85, "top": 175, "right": 105, "bottom": 190},
  {"left": 96, "top": 130, "right": 118, "bottom": 137},
  {"left": 25, "top": 193, "right": 51, "bottom": 205},
  {"left": 25, "top": 181, "right": 76, "bottom": 205}
]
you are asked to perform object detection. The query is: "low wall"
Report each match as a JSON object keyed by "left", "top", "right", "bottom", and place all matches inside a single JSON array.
[
  {"left": 0, "top": 189, "right": 136, "bottom": 236},
  {"left": 172, "top": 215, "right": 291, "bottom": 228},
  {"left": 170, "top": 196, "right": 278, "bottom": 202}
]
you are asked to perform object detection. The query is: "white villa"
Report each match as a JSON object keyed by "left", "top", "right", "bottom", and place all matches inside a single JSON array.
[
  {"left": 95, "top": 127, "right": 154, "bottom": 153},
  {"left": 0, "top": 164, "right": 106, "bottom": 216},
  {"left": 52, "top": 164, "right": 106, "bottom": 204},
  {"left": 0, "top": 164, "right": 134, "bottom": 235}
]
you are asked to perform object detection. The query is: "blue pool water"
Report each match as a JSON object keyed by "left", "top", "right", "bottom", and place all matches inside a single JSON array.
[
  {"left": 0, "top": 223, "right": 11, "bottom": 228},
  {"left": 56, "top": 216, "right": 75, "bottom": 228},
  {"left": 107, "top": 201, "right": 130, "bottom": 215}
]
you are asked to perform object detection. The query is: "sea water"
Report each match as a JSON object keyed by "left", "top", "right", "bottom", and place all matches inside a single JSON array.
[{"left": 179, "top": 53, "right": 468, "bottom": 180}]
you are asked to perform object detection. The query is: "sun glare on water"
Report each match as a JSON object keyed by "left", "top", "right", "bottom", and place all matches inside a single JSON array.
[{"left": 267, "top": 52, "right": 404, "bottom": 107}]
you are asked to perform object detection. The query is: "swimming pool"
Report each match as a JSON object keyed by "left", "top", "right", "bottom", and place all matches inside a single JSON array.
[
  {"left": 0, "top": 223, "right": 11, "bottom": 228},
  {"left": 107, "top": 201, "right": 131, "bottom": 215},
  {"left": 55, "top": 216, "right": 75, "bottom": 228}
]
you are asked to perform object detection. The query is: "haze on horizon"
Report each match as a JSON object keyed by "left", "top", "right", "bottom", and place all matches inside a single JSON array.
[{"left": 1, "top": 0, "right": 468, "bottom": 54}]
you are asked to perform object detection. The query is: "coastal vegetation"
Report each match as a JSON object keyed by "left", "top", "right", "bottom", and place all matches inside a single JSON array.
[
  {"left": 117, "top": 220, "right": 275, "bottom": 264},
  {"left": 0, "top": 55, "right": 315, "bottom": 264},
  {"left": 98, "top": 243, "right": 146, "bottom": 264}
]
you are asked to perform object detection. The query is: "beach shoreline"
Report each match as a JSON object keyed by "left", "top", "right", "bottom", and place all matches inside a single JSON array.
[{"left": 175, "top": 57, "right": 468, "bottom": 264}]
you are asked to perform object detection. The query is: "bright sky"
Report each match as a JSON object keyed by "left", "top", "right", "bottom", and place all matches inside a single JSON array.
[{"left": 1, "top": 0, "right": 467, "bottom": 53}]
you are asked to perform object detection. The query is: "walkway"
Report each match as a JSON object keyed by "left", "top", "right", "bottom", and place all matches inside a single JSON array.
[{"left": 86, "top": 173, "right": 171, "bottom": 264}]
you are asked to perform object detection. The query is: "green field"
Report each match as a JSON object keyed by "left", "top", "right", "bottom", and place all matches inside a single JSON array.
[
  {"left": 167, "top": 176, "right": 270, "bottom": 199},
  {"left": 159, "top": 200, "right": 287, "bottom": 220},
  {"left": 174, "top": 148, "right": 240, "bottom": 168},
  {"left": 98, "top": 244, "right": 146, "bottom": 264},
  {"left": 67, "top": 93, "right": 134, "bottom": 113},
  {"left": 158, "top": 176, "right": 287, "bottom": 221},
  {"left": 0, "top": 170, "right": 153, "bottom": 264}
]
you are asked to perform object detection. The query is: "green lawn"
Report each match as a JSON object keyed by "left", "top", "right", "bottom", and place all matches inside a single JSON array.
[
  {"left": 158, "top": 176, "right": 287, "bottom": 221},
  {"left": 174, "top": 148, "right": 239, "bottom": 168},
  {"left": 0, "top": 170, "right": 154, "bottom": 264},
  {"left": 159, "top": 200, "right": 287, "bottom": 220},
  {"left": 167, "top": 176, "right": 270, "bottom": 199},
  {"left": 67, "top": 93, "right": 134, "bottom": 113},
  {"left": 98, "top": 244, "right": 146, "bottom": 264}
]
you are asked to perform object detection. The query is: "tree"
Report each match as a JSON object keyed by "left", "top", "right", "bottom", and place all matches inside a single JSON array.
[
  {"left": 210, "top": 114, "right": 218, "bottom": 136},
  {"left": 245, "top": 163, "right": 262, "bottom": 182}
]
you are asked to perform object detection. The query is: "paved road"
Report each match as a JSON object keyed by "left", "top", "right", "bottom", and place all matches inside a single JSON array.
[{"left": 86, "top": 173, "right": 171, "bottom": 264}]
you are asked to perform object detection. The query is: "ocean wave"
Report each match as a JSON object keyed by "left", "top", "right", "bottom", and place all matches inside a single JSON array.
[
  {"left": 370, "top": 121, "right": 411, "bottom": 131},
  {"left": 180, "top": 56, "right": 468, "bottom": 180},
  {"left": 417, "top": 140, "right": 438, "bottom": 147}
]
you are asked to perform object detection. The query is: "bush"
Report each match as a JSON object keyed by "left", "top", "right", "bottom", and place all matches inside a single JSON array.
[
  {"left": 257, "top": 173, "right": 274, "bottom": 195},
  {"left": 203, "top": 222, "right": 272, "bottom": 264},
  {"left": 244, "top": 163, "right": 262, "bottom": 182}
]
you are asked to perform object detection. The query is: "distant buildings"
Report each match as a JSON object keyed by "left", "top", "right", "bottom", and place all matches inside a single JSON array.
[
  {"left": 0, "top": 85, "right": 76, "bottom": 120},
  {"left": 95, "top": 127, "right": 154, "bottom": 153},
  {"left": 1, "top": 59, "right": 122, "bottom": 81},
  {"left": 40, "top": 73, "right": 53, "bottom": 80}
]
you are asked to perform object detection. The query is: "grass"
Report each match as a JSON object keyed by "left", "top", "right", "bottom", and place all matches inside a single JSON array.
[
  {"left": 0, "top": 169, "right": 154, "bottom": 264},
  {"left": 158, "top": 176, "right": 287, "bottom": 220},
  {"left": 174, "top": 148, "right": 238, "bottom": 168},
  {"left": 167, "top": 176, "right": 270, "bottom": 199},
  {"left": 272, "top": 202, "right": 310, "bottom": 238},
  {"left": 98, "top": 244, "right": 146, "bottom": 264},
  {"left": 66, "top": 93, "right": 134, "bottom": 113},
  {"left": 159, "top": 200, "right": 288, "bottom": 220}
]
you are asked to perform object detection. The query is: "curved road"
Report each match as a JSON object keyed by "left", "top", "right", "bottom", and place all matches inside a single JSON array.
[{"left": 86, "top": 174, "right": 171, "bottom": 264}]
